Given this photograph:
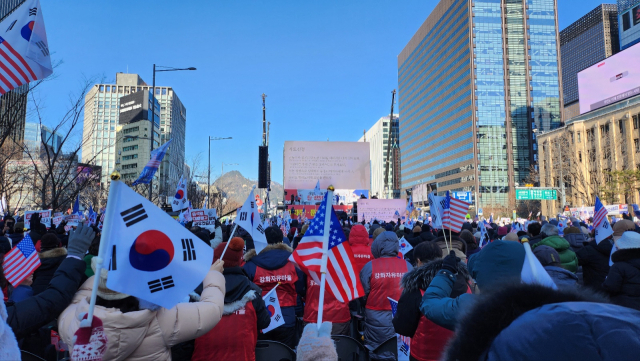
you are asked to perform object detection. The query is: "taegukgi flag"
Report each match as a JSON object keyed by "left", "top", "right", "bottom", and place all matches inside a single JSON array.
[
  {"left": 172, "top": 175, "right": 189, "bottom": 212},
  {"left": 101, "top": 181, "right": 213, "bottom": 309},
  {"left": 236, "top": 188, "right": 268, "bottom": 253},
  {"left": 0, "top": 0, "right": 53, "bottom": 95},
  {"left": 262, "top": 286, "right": 285, "bottom": 333}
]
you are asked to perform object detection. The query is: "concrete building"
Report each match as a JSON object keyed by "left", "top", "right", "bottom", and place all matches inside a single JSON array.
[
  {"left": 618, "top": 0, "right": 640, "bottom": 49},
  {"left": 537, "top": 94, "right": 640, "bottom": 215},
  {"left": 398, "top": 0, "right": 563, "bottom": 210},
  {"left": 560, "top": 4, "right": 619, "bottom": 121},
  {"left": 358, "top": 115, "right": 401, "bottom": 199},
  {"left": 82, "top": 73, "right": 186, "bottom": 196},
  {"left": 23, "top": 122, "right": 63, "bottom": 157}
]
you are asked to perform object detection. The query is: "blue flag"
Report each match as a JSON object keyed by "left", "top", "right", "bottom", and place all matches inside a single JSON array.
[
  {"left": 633, "top": 204, "right": 640, "bottom": 218},
  {"left": 132, "top": 140, "right": 172, "bottom": 186},
  {"left": 72, "top": 195, "right": 80, "bottom": 215}
]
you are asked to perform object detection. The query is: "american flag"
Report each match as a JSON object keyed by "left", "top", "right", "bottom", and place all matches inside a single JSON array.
[
  {"left": 593, "top": 196, "right": 613, "bottom": 244},
  {"left": 2, "top": 234, "right": 40, "bottom": 287},
  {"left": 0, "top": 36, "right": 37, "bottom": 95},
  {"left": 299, "top": 207, "right": 306, "bottom": 222},
  {"left": 442, "top": 191, "right": 470, "bottom": 233},
  {"left": 593, "top": 196, "right": 607, "bottom": 228},
  {"left": 131, "top": 139, "right": 172, "bottom": 186},
  {"left": 291, "top": 193, "right": 363, "bottom": 303}
]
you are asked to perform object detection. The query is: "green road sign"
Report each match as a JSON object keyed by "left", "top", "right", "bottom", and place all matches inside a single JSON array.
[{"left": 515, "top": 188, "right": 557, "bottom": 200}]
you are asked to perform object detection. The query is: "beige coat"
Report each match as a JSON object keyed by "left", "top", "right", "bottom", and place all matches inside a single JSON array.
[{"left": 58, "top": 270, "right": 225, "bottom": 361}]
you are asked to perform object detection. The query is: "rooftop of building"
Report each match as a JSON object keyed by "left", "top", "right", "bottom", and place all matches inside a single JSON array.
[{"left": 560, "top": 4, "right": 618, "bottom": 45}]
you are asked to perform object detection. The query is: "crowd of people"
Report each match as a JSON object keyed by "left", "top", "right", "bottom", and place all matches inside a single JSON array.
[{"left": 1, "top": 209, "right": 640, "bottom": 360}]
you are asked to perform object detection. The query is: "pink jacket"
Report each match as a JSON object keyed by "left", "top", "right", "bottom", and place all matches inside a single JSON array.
[{"left": 58, "top": 270, "right": 225, "bottom": 361}]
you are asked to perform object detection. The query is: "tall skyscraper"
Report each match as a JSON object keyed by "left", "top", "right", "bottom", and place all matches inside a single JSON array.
[
  {"left": 358, "top": 115, "right": 401, "bottom": 199},
  {"left": 398, "top": 0, "right": 563, "bottom": 209},
  {"left": 560, "top": 4, "right": 619, "bottom": 121},
  {"left": 82, "top": 73, "right": 186, "bottom": 197},
  {"left": 618, "top": 0, "right": 640, "bottom": 49},
  {"left": 23, "top": 122, "right": 63, "bottom": 156}
]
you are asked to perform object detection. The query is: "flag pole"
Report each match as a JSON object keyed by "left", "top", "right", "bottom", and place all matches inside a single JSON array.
[
  {"left": 317, "top": 186, "right": 334, "bottom": 328},
  {"left": 80, "top": 172, "right": 122, "bottom": 328},
  {"left": 221, "top": 185, "right": 256, "bottom": 259}
]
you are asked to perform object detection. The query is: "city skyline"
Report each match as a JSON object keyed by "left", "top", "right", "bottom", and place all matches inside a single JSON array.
[{"left": 28, "top": 0, "right": 608, "bottom": 184}]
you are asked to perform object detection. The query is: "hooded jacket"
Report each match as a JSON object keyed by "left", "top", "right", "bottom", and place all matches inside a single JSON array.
[
  {"left": 58, "top": 269, "right": 225, "bottom": 361},
  {"left": 443, "top": 283, "right": 640, "bottom": 361},
  {"left": 576, "top": 239, "right": 613, "bottom": 292},
  {"left": 243, "top": 243, "right": 306, "bottom": 328},
  {"left": 532, "top": 235, "right": 579, "bottom": 272},
  {"left": 348, "top": 225, "right": 373, "bottom": 275},
  {"left": 192, "top": 267, "right": 270, "bottom": 361},
  {"left": 544, "top": 265, "right": 578, "bottom": 289},
  {"left": 31, "top": 247, "right": 67, "bottom": 295},
  {"left": 603, "top": 248, "right": 640, "bottom": 311},
  {"left": 393, "top": 260, "right": 469, "bottom": 361},
  {"left": 563, "top": 232, "right": 589, "bottom": 251},
  {"left": 360, "top": 231, "right": 413, "bottom": 359}
]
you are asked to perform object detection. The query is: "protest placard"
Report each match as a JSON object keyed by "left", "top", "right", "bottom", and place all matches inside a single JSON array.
[
  {"left": 357, "top": 199, "right": 407, "bottom": 223},
  {"left": 24, "top": 210, "right": 52, "bottom": 229},
  {"left": 190, "top": 209, "right": 217, "bottom": 228},
  {"left": 52, "top": 216, "right": 64, "bottom": 227},
  {"left": 65, "top": 214, "right": 82, "bottom": 226}
]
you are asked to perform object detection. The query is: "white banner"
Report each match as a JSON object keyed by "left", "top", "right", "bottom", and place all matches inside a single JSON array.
[
  {"left": 65, "top": 214, "right": 82, "bottom": 226},
  {"left": 24, "top": 210, "right": 52, "bottom": 229},
  {"left": 357, "top": 199, "right": 407, "bottom": 223},
  {"left": 296, "top": 189, "right": 363, "bottom": 205},
  {"left": 52, "top": 216, "right": 64, "bottom": 227}
]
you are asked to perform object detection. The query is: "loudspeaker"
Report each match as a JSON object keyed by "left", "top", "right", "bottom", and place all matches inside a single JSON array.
[
  {"left": 258, "top": 146, "right": 269, "bottom": 188},
  {"left": 267, "top": 161, "right": 271, "bottom": 191}
]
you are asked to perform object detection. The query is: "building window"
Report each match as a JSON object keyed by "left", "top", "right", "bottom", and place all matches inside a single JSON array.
[
  {"left": 577, "top": 132, "right": 581, "bottom": 143},
  {"left": 633, "top": 115, "right": 639, "bottom": 129},
  {"left": 123, "top": 145, "right": 138, "bottom": 152},
  {"left": 578, "top": 152, "right": 582, "bottom": 162},
  {"left": 635, "top": 139, "right": 639, "bottom": 152},
  {"left": 99, "top": 85, "right": 104, "bottom": 92},
  {"left": 619, "top": 119, "right": 624, "bottom": 133},
  {"left": 123, "top": 127, "right": 139, "bottom": 134},
  {"left": 122, "top": 163, "right": 137, "bottom": 170},
  {"left": 123, "top": 154, "right": 138, "bottom": 161}
]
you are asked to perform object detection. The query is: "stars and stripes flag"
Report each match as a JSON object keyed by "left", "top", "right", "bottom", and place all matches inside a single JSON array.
[
  {"left": 2, "top": 234, "right": 40, "bottom": 286},
  {"left": 442, "top": 191, "right": 470, "bottom": 233},
  {"left": 291, "top": 192, "right": 363, "bottom": 303},
  {"left": 132, "top": 140, "right": 172, "bottom": 186},
  {"left": 0, "top": 0, "right": 53, "bottom": 95},
  {"left": 593, "top": 196, "right": 613, "bottom": 244},
  {"left": 388, "top": 297, "right": 411, "bottom": 360}
]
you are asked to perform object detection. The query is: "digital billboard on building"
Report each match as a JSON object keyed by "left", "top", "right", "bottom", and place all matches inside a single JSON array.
[
  {"left": 118, "top": 91, "right": 160, "bottom": 126},
  {"left": 577, "top": 42, "right": 640, "bottom": 114}
]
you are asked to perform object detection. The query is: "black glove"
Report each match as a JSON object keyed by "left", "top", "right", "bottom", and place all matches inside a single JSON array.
[
  {"left": 214, "top": 218, "right": 222, "bottom": 229},
  {"left": 442, "top": 250, "right": 460, "bottom": 274},
  {"left": 29, "top": 212, "right": 41, "bottom": 230}
]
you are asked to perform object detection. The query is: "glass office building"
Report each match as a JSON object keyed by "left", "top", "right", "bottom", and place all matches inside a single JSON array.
[{"left": 398, "top": 0, "right": 563, "bottom": 208}]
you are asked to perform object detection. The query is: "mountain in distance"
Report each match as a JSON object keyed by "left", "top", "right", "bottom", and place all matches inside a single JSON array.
[{"left": 212, "top": 170, "right": 283, "bottom": 206}]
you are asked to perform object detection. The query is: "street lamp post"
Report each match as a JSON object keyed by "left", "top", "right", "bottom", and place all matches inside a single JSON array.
[
  {"left": 208, "top": 137, "right": 232, "bottom": 203},
  {"left": 148, "top": 64, "right": 196, "bottom": 202}
]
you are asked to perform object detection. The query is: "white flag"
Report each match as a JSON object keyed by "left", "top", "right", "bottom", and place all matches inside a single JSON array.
[
  {"left": 0, "top": 194, "right": 5, "bottom": 214},
  {"left": 262, "top": 286, "right": 285, "bottom": 333},
  {"left": 171, "top": 175, "right": 189, "bottom": 212},
  {"left": 521, "top": 241, "right": 557, "bottom": 290},
  {"left": 0, "top": 0, "right": 53, "bottom": 95},
  {"left": 102, "top": 181, "right": 213, "bottom": 309},
  {"left": 428, "top": 193, "right": 444, "bottom": 229},
  {"left": 398, "top": 237, "right": 413, "bottom": 257},
  {"left": 236, "top": 188, "right": 268, "bottom": 253}
]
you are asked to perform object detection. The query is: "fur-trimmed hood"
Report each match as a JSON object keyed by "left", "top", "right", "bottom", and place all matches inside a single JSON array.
[
  {"left": 401, "top": 259, "right": 470, "bottom": 293},
  {"left": 243, "top": 242, "right": 293, "bottom": 271},
  {"left": 38, "top": 247, "right": 67, "bottom": 259},
  {"left": 223, "top": 290, "right": 257, "bottom": 315},
  {"left": 611, "top": 248, "right": 640, "bottom": 268},
  {"left": 444, "top": 283, "right": 610, "bottom": 361},
  {"left": 243, "top": 242, "right": 293, "bottom": 262}
]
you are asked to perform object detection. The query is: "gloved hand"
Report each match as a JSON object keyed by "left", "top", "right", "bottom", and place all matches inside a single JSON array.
[
  {"left": 29, "top": 212, "right": 41, "bottom": 231},
  {"left": 67, "top": 223, "right": 95, "bottom": 259},
  {"left": 442, "top": 250, "right": 460, "bottom": 274}
]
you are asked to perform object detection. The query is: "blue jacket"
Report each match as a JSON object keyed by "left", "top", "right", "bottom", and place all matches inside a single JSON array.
[{"left": 419, "top": 270, "right": 474, "bottom": 331}]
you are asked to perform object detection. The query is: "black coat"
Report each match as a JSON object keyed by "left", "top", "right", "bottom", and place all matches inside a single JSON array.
[
  {"left": 576, "top": 239, "right": 613, "bottom": 292},
  {"left": 8, "top": 232, "right": 23, "bottom": 247},
  {"left": 393, "top": 259, "right": 470, "bottom": 337},
  {"left": 6, "top": 257, "right": 85, "bottom": 340},
  {"left": 31, "top": 248, "right": 67, "bottom": 295},
  {"left": 222, "top": 266, "right": 271, "bottom": 330},
  {"left": 603, "top": 248, "right": 640, "bottom": 311}
]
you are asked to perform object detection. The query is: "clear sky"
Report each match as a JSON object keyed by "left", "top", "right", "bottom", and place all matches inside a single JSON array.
[{"left": 34, "top": 0, "right": 610, "bottom": 183}]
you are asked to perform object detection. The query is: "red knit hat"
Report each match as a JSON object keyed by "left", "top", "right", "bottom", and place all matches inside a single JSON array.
[{"left": 214, "top": 237, "right": 245, "bottom": 267}]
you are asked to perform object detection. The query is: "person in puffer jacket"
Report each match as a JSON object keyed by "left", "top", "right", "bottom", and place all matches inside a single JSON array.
[
  {"left": 360, "top": 231, "right": 413, "bottom": 360},
  {"left": 393, "top": 242, "right": 470, "bottom": 361},
  {"left": 193, "top": 237, "right": 270, "bottom": 361},
  {"left": 603, "top": 231, "right": 640, "bottom": 311},
  {"left": 533, "top": 224, "right": 578, "bottom": 272},
  {"left": 58, "top": 258, "right": 225, "bottom": 361},
  {"left": 562, "top": 226, "right": 589, "bottom": 251},
  {"left": 348, "top": 224, "right": 373, "bottom": 275}
]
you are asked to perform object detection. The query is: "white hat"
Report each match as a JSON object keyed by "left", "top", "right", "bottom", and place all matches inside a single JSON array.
[
  {"left": 615, "top": 231, "right": 640, "bottom": 250},
  {"left": 91, "top": 257, "right": 130, "bottom": 300}
]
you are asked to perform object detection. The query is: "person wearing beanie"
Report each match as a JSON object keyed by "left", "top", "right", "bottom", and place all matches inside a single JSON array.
[
  {"left": 8, "top": 222, "right": 24, "bottom": 247},
  {"left": 59, "top": 257, "right": 226, "bottom": 360},
  {"left": 497, "top": 226, "right": 508, "bottom": 238},
  {"left": 533, "top": 224, "right": 579, "bottom": 273},
  {"left": 603, "top": 231, "right": 640, "bottom": 311},
  {"left": 533, "top": 245, "right": 578, "bottom": 288},
  {"left": 372, "top": 227, "right": 385, "bottom": 240},
  {"left": 360, "top": 231, "right": 413, "bottom": 359},
  {"left": 243, "top": 225, "right": 306, "bottom": 349},
  {"left": 193, "top": 237, "right": 270, "bottom": 361},
  {"left": 31, "top": 233, "right": 67, "bottom": 295},
  {"left": 421, "top": 240, "right": 526, "bottom": 330},
  {"left": 562, "top": 226, "right": 588, "bottom": 251}
]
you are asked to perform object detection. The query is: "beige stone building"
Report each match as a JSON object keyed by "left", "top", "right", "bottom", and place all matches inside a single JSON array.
[{"left": 538, "top": 95, "right": 640, "bottom": 215}]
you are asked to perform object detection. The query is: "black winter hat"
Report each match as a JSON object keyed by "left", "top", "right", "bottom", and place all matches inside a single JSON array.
[{"left": 265, "top": 225, "right": 284, "bottom": 244}]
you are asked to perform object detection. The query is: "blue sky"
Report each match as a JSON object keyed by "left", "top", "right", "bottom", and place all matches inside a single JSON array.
[{"left": 35, "top": 0, "right": 609, "bottom": 183}]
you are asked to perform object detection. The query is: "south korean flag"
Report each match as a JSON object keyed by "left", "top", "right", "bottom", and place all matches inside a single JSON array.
[
  {"left": 236, "top": 188, "right": 268, "bottom": 253},
  {"left": 171, "top": 175, "right": 189, "bottom": 212},
  {"left": 262, "top": 286, "right": 285, "bottom": 333},
  {"left": 101, "top": 181, "right": 213, "bottom": 309}
]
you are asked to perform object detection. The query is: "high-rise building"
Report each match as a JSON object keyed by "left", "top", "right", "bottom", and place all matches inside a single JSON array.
[
  {"left": 358, "top": 115, "right": 401, "bottom": 199},
  {"left": 560, "top": 4, "right": 619, "bottom": 121},
  {"left": 82, "top": 73, "right": 186, "bottom": 197},
  {"left": 618, "top": 0, "right": 640, "bottom": 49},
  {"left": 23, "top": 122, "right": 63, "bottom": 156},
  {"left": 0, "top": 0, "right": 28, "bottom": 148},
  {"left": 398, "top": 0, "right": 563, "bottom": 210}
]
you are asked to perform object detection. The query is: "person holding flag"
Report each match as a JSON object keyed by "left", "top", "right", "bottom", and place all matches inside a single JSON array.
[
  {"left": 243, "top": 225, "right": 306, "bottom": 349},
  {"left": 360, "top": 230, "right": 413, "bottom": 359},
  {"left": 192, "top": 237, "right": 271, "bottom": 361}
]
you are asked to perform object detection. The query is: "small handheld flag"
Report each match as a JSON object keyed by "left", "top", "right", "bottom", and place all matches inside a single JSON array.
[
  {"left": 593, "top": 197, "right": 613, "bottom": 244},
  {"left": 262, "top": 285, "right": 285, "bottom": 333},
  {"left": 132, "top": 140, "right": 172, "bottom": 186},
  {"left": 398, "top": 237, "right": 413, "bottom": 258},
  {"left": 388, "top": 297, "right": 411, "bottom": 360},
  {"left": 171, "top": 175, "right": 189, "bottom": 212},
  {"left": 521, "top": 239, "right": 557, "bottom": 290},
  {"left": 2, "top": 234, "right": 40, "bottom": 287},
  {"left": 234, "top": 186, "right": 268, "bottom": 254}
]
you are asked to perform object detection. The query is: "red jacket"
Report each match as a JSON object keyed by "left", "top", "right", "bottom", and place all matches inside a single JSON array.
[
  {"left": 348, "top": 225, "right": 373, "bottom": 275},
  {"left": 303, "top": 277, "right": 350, "bottom": 324}
]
